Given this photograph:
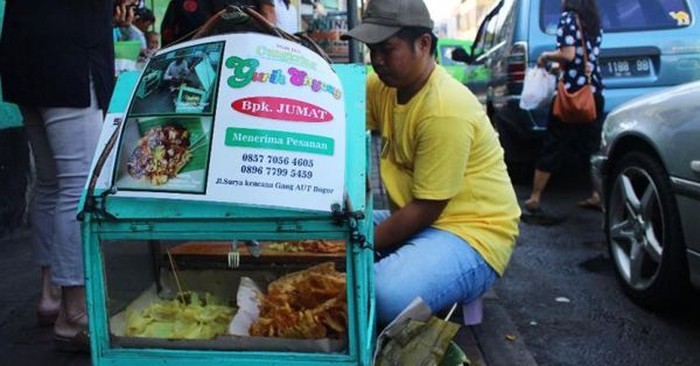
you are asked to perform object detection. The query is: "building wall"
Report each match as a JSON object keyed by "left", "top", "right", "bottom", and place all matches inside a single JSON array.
[{"left": 448, "top": 0, "right": 497, "bottom": 40}]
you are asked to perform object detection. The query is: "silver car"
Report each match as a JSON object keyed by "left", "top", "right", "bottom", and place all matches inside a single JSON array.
[{"left": 592, "top": 80, "right": 700, "bottom": 310}]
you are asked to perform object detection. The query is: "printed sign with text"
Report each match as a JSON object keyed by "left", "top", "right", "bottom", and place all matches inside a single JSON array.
[{"left": 100, "top": 33, "right": 346, "bottom": 212}]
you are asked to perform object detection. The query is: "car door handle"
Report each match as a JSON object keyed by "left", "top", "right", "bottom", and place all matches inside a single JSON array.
[{"left": 692, "top": 160, "right": 700, "bottom": 173}]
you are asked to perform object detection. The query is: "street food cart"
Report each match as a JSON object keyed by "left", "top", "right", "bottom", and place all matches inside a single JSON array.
[
  {"left": 172, "top": 47, "right": 219, "bottom": 113},
  {"left": 80, "top": 29, "right": 374, "bottom": 365}
]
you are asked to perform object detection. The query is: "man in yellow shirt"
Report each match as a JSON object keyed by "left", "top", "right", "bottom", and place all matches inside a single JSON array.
[{"left": 343, "top": 0, "right": 521, "bottom": 325}]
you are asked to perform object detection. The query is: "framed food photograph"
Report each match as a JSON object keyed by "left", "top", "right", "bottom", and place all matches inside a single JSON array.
[{"left": 114, "top": 116, "right": 213, "bottom": 193}]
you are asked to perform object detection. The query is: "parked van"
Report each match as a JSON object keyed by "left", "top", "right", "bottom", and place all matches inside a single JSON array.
[{"left": 454, "top": 0, "right": 700, "bottom": 178}]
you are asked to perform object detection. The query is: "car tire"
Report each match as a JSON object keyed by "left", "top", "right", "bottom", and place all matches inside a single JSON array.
[{"left": 605, "top": 151, "right": 689, "bottom": 311}]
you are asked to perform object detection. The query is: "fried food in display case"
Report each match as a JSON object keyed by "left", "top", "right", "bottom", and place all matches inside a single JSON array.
[
  {"left": 166, "top": 240, "right": 346, "bottom": 269},
  {"left": 266, "top": 240, "right": 346, "bottom": 254},
  {"left": 250, "top": 262, "right": 347, "bottom": 339},
  {"left": 105, "top": 240, "right": 349, "bottom": 352},
  {"left": 126, "top": 291, "right": 236, "bottom": 339}
]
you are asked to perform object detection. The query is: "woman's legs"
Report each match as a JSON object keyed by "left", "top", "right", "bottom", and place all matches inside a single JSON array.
[
  {"left": 22, "top": 107, "right": 62, "bottom": 325},
  {"left": 525, "top": 169, "right": 551, "bottom": 210},
  {"left": 580, "top": 94, "right": 606, "bottom": 207},
  {"left": 38, "top": 266, "right": 61, "bottom": 325},
  {"left": 42, "top": 97, "right": 102, "bottom": 336},
  {"left": 23, "top": 83, "right": 102, "bottom": 338}
]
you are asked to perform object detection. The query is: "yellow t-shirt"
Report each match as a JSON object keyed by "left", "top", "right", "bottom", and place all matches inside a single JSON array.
[{"left": 367, "top": 66, "right": 521, "bottom": 275}]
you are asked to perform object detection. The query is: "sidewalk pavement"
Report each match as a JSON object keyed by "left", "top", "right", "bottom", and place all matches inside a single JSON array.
[
  {"left": 462, "top": 291, "right": 539, "bottom": 366},
  {"left": 0, "top": 227, "right": 536, "bottom": 366}
]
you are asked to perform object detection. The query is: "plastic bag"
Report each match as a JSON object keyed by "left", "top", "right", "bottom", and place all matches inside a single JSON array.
[{"left": 519, "top": 67, "right": 556, "bottom": 110}]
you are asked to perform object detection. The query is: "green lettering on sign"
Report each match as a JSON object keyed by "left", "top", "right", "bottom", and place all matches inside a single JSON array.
[
  {"left": 225, "top": 56, "right": 259, "bottom": 88},
  {"left": 225, "top": 128, "right": 334, "bottom": 156}
]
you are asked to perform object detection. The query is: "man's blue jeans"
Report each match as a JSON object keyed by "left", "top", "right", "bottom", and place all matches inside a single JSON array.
[{"left": 373, "top": 210, "right": 498, "bottom": 325}]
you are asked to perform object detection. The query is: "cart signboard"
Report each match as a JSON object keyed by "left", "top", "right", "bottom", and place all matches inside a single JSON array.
[{"left": 92, "top": 33, "right": 346, "bottom": 212}]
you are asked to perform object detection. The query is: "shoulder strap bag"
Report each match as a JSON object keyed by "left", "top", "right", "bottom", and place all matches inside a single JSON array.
[{"left": 552, "top": 14, "right": 597, "bottom": 124}]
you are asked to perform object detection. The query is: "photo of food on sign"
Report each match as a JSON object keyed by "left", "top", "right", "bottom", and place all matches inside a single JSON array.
[
  {"left": 114, "top": 116, "right": 213, "bottom": 193},
  {"left": 129, "top": 41, "right": 224, "bottom": 115}
]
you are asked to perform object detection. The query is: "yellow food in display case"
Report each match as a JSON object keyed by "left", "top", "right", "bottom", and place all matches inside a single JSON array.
[{"left": 126, "top": 292, "right": 236, "bottom": 340}]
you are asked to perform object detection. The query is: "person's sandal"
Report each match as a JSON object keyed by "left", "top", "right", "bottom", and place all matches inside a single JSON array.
[
  {"left": 523, "top": 200, "right": 542, "bottom": 214},
  {"left": 577, "top": 198, "right": 602, "bottom": 212},
  {"left": 54, "top": 310, "right": 90, "bottom": 353},
  {"left": 521, "top": 202, "right": 565, "bottom": 226},
  {"left": 54, "top": 329, "right": 90, "bottom": 353}
]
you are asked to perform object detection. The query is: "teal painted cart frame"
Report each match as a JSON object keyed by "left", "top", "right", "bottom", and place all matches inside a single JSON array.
[{"left": 81, "top": 64, "right": 375, "bottom": 365}]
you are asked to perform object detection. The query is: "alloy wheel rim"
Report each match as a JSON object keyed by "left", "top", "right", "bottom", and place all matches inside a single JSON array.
[{"left": 608, "top": 166, "right": 665, "bottom": 290}]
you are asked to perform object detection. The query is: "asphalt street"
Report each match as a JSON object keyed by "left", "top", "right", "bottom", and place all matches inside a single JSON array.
[{"left": 502, "top": 166, "right": 700, "bottom": 366}]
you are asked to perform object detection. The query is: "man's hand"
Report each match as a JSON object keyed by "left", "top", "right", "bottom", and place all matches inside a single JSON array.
[{"left": 374, "top": 199, "right": 449, "bottom": 252}]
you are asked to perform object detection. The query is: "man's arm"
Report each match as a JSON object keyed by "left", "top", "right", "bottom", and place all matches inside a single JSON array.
[
  {"left": 163, "top": 62, "right": 174, "bottom": 80},
  {"left": 374, "top": 198, "right": 448, "bottom": 252}
]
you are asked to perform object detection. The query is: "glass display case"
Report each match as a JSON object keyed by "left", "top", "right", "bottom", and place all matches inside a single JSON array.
[{"left": 101, "top": 239, "right": 354, "bottom": 352}]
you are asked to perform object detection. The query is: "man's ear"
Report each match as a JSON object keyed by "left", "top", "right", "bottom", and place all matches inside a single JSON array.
[{"left": 416, "top": 33, "right": 432, "bottom": 56}]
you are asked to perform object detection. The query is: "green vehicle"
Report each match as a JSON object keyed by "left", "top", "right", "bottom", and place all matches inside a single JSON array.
[
  {"left": 436, "top": 38, "right": 473, "bottom": 84},
  {"left": 437, "top": 39, "right": 491, "bottom": 97},
  {"left": 364, "top": 38, "right": 489, "bottom": 87}
]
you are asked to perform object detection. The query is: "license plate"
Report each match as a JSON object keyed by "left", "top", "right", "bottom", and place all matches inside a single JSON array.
[{"left": 602, "top": 57, "right": 652, "bottom": 78}]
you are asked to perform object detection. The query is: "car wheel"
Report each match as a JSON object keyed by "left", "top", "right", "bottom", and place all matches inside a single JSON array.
[{"left": 605, "top": 151, "right": 689, "bottom": 310}]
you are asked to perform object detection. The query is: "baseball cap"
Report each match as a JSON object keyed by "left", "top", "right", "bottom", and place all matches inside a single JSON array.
[{"left": 341, "top": 0, "right": 434, "bottom": 44}]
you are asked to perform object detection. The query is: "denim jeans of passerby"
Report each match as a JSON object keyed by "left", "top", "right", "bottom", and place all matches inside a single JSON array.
[
  {"left": 373, "top": 210, "right": 498, "bottom": 325},
  {"left": 21, "top": 83, "right": 103, "bottom": 286}
]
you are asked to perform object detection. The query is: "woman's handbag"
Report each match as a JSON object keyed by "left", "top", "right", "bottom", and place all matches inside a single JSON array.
[{"left": 552, "top": 15, "right": 597, "bottom": 124}]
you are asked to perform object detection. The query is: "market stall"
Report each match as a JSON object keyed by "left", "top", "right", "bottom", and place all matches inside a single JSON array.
[{"left": 80, "top": 30, "right": 373, "bottom": 365}]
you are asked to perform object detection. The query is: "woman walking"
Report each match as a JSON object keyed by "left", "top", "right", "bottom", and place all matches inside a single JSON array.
[
  {"left": 0, "top": 0, "right": 116, "bottom": 352},
  {"left": 523, "top": 0, "right": 605, "bottom": 218}
]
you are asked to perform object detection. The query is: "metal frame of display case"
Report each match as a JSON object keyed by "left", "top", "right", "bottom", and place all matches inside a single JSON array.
[{"left": 81, "top": 63, "right": 374, "bottom": 365}]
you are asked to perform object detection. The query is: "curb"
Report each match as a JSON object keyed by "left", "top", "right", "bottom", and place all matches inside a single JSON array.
[{"left": 470, "top": 291, "right": 538, "bottom": 366}]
